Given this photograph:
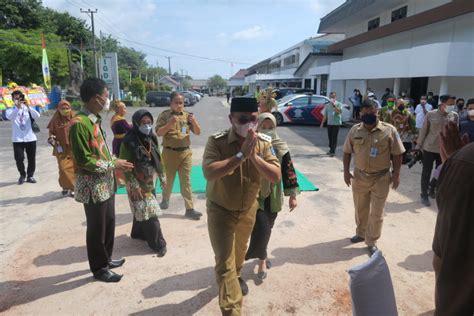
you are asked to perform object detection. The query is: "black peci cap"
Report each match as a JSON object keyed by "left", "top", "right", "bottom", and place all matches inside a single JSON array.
[{"left": 230, "top": 97, "right": 258, "bottom": 113}]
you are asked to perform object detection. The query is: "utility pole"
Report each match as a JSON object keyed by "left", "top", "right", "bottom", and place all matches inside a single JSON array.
[
  {"left": 166, "top": 56, "right": 172, "bottom": 75},
  {"left": 81, "top": 8, "right": 98, "bottom": 77}
]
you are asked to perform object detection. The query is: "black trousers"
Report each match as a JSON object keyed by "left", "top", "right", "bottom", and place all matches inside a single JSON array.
[
  {"left": 327, "top": 125, "right": 341, "bottom": 154},
  {"left": 421, "top": 150, "right": 441, "bottom": 198},
  {"left": 83, "top": 195, "right": 116, "bottom": 273},
  {"left": 13, "top": 141, "right": 36, "bottom": 178},
  {"left": 353, "top": 107, "right": 360, "bottom": 119},
  {"left": 130, "top": 217, "right": 166, "bottom": 252},
  {"left": 245, "top": 208, "right": 278, "bottom": 261}
]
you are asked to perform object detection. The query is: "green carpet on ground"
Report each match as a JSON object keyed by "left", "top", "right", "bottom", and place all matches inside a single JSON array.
[{"left": 116, "top": 166, "right": 319, "bottom": 194}]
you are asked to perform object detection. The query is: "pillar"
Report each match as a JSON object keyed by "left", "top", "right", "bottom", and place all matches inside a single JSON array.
[
  {"left": 439, "top": 76, "right": 448, "bottom": 96},
  {"left": 393, "top": 78, "right": 400, "bottom": 97}
]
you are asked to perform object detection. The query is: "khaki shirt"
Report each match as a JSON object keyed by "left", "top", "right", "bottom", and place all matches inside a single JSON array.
[
  {"left": 418, "top": 109, "right": 457, "bottom": 153},
  {"left": 343, "top": 121, "right": 405, "bottom": 173},
  {"left": 203, "top": 128, "right": 280, "bottom": 211},
  {"left": 156, "top": 109, "right": 191, "bottom": 148}
]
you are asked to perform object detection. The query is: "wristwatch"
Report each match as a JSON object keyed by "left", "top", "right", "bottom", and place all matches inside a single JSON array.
[{"left": 235, "top": 152, "right": 244, "bottom": 160}]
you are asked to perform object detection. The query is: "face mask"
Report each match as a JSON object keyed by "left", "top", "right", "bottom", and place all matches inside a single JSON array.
[
  {"left": 259, "top": 128, "right": 276, "bottom": 139},
  {"left": 467, "top": 109, "right": 474, "bottom": 116},
  {"left": 398, "top": 106, "right": 404, "bottom": 111},
  {"left": 139, "top": 124, "right": 153, "bottom": 136},
  {"left": 457, "top": 104, "right": 464, "bottom": 110},
  {"left": 234, "top": 121, "right": 257, "bottom": 138},
  {"left": 446, "top": 105, "right": 456, "bottom": 113},
  {"left": 98, "top": 95, "right": 110, "bottom": 111},
  {"left": 59, "top": 109, "right": 71, "bottom": 116},
  {"left": 361, "top": 113, "right": 377, "bottom": 125}
]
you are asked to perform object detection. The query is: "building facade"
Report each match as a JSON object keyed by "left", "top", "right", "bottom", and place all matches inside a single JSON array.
[{"left": 318, "top": 0, "right": 474, "bottom": 104}]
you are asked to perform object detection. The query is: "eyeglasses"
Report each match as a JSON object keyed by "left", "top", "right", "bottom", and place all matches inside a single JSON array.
[{"left": 234, "top": 115, "right": 258, "bottom": 124}]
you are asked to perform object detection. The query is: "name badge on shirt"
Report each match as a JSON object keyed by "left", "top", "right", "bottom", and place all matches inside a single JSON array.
[
  {"left": 56, "top": 145, "right": 64, "bottom": 154},
  {"left": 370, "top": 147, "right": 378, "bottom": 158},
  {"left": 181, "top": 125, "right": 187, "bottom": 135}
]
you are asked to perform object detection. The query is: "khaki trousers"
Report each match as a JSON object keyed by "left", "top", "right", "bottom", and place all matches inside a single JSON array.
[
  {"left": 352, "top": 169, "right": 391, "bottom": 247},
  {"left": 162, "top": 148, "right": 193, "bottom": 209},
  {"left": 56, "top": 154, "right": 75, "bottom": 191},
  {"left": 207, "top": 200, "right": 258, "bottom": 316}
]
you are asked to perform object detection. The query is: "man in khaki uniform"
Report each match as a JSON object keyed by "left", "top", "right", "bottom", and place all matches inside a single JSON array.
[
  {"left": 156, "top": 92, "right": 202, "bottom": 220},
  {"left": 203, "top": 97, "right": 281, "bottom": 315},
  {"left": 343, "top": 99, "right": 405, "bottom": 256}
]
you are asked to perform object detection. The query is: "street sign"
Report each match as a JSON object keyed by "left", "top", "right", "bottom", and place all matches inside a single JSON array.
[{"left": 99, "top": 53, "right": 120, "bottom": 100}]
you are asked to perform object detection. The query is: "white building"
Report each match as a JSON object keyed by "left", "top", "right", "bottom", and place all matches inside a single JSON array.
[
  {"left": 318, "top": 0, "right": 474, "bottom": 104},
  {"left": 244, "top": 34, "right": 344, "bottom": 94},
  {"left": 228, "top": 69, "right": 248, "bottom": 95}
]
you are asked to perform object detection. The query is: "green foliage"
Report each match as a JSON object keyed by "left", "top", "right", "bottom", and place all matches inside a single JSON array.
[
  {"left": 157, "top": 84, "right": 172, "bottom": 92},
  {"left": 0, "top": 0, "right": 44, "bottom": 29},
  {"left": 130, "top": 78, "right": 145, "bottom": 99},
  {"left": 70, "top": 100, "right": 82, "bottom": 111},
  {"left": 0, "top": 29, "right": 69, "bottom": 86},
  {"left": 208, "top": 74, "right": 227, "bottom": 91}
]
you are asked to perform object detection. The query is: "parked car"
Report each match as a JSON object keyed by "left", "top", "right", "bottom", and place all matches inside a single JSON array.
[
  {"left": 272, "top": 94, "right": 351, "bottom": 126},
  {"left": 146, "top": 91, "right": 171, "bottom": 107},
  {"left": 182, "top": 92, "right": 197, "bottom": 106},
  {"left": 185, "top": 90, "right": 201, "bottom": 101},
  {"left": 273, "top": 88, "right": 315, "bottom": 100}
]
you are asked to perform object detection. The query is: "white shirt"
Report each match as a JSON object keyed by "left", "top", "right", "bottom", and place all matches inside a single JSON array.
[
  {"left": 5, "top": 104, "right": 40, "bottom": 143},
  {"left": 414, "top": 103, "right": 433, "bottom": 129}
]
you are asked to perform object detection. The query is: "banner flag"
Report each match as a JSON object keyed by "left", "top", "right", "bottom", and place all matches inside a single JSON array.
[{"left": 41, "top": 33, "right": 51, "bottom": 89}]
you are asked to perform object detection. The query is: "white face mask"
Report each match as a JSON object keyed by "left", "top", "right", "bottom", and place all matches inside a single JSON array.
[
  {"left": 234, "top": 121, "right": 257, "bottom": 138},
  {"left": 446, "top": 105, "right": 456, "bottom": 113},
  {"left": 468, "top": 109, "right": 474, "bottom": 117},
  {"left": 139, "top": 124, "right": 153, "bottom": 135}
]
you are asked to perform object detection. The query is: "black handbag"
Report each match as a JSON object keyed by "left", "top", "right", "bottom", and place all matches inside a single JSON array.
[{"left": 28, "top": 109, "right": 40, "bottom": 133}]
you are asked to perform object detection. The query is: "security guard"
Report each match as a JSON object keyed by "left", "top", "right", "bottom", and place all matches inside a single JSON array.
[
  {"left": 343, "top": 99, "right": 405, "bottom": 256},
  {"left": 156, "top": 92, "right": 202, "bottom": 220},
  {"left": 203, "top": 97, "right": 281, "bottom": 315}
]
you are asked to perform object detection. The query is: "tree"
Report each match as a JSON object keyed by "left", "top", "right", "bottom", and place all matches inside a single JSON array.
[
  {"left": 0, "top": 29, "right": 69, "bottom": 86},
  {"left": 0, "top": 0, "right": 44, "bottom": 30},
  {"left": 208, "top": 74, "right": 227, "bottom": 91},
  {"left": 130, "top": 78, "right": 145, "bottom": 99}
]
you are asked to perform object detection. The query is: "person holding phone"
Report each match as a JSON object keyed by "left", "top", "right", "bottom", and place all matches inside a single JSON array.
[
  {"left": 156, "top": 92, "right": 202, "bottom": 220},
  {"left": 320, "top": 91, "right": 343, "bottom": 157},
  {"left": 6, "top": 90, "right": 40, "bottom": 184}
]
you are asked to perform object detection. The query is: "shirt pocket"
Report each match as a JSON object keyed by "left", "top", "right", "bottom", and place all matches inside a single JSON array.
[{"left": 352, "top": 138, "right": 365, "bottom": 153}]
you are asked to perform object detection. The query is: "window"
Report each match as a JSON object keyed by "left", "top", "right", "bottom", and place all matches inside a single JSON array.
[
  {"left": 368, "top": 17, "right": 380, "bottom": 31},
  {"left": 289, "top": 96, "right": 309, "bottom": 107},
  {"left": 391, "top": 6, "right": 407, "bottom": 22},
  {"left": 311, "top": 97, "right": 328, "bottom": 107},
  {"left": 283, "top": 55, "right": 296, "bottom": 66}
]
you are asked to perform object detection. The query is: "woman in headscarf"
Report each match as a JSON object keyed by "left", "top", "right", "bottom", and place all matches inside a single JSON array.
[
  {"left": 47, "top": 100, "right": 75, "bottom": 196},
  {"left": 245, "top": 112, "right": 300, "bottom": 280},
  {"left": 119, "top": 109, "right": 167, "bottom": 256},
  {"left": 111, "top": 101, "right": 132, "bottom": 156},
  {"left": 111, "top": 101, "right": 132, "bottom": 186},
  {"left": 259, "top": 87, "right": 277, "bottom": 113}
]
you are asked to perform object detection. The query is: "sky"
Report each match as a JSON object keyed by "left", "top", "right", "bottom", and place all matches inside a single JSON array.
[{"left": 43, "top": 0, "right": 345, "bottom": 79}]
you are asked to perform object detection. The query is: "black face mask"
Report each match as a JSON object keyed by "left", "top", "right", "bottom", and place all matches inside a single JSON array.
[
  {"left": 361, "top": 113, "right": 377, "bottom": 125},
  {"left": 398, "top": 105, "right": 405, "bottom": 111},
  {"left": 457, "top": 103, "right": 464, "bottom": 110}
]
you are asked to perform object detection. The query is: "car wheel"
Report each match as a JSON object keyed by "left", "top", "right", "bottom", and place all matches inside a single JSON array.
[{"left": 273, "top": 112, "right": 284, "bottom": 126}]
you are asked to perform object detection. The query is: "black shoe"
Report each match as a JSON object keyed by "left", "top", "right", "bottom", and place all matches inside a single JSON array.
[
  {"left": 326, "top": 152, "right": 332, "bottom": 155},
  {"left": 257, "top": 271, "right": 267, "bottom": 280},
  {"left": 69, "top": 191, "right": 75, "bottom": 198},
  {"left": 350, "top": 235, "right": 365, "bottom": 243},
  {"left": 157, "top": 246, "right": 167, "bottom": 257},
  {"left": 266, "top": 260, "right": 272, "bottom": 269},
  {"left": 420, "top": 195, "right": 431, "bottom": 207},
  {"left": 18, "top": 176, "right": 25, "bottom": 185},
  {"left": 62, "top": 190, "right": 69, "bottom": 196},
  {"left": 26, "top": 177, "right": 37, "bottom": 183},
  {"left": 428, "top": 187, "right": 436, "bottom": 199},
  {"left": 159, "top": 200, "right": 169, "bottom": 210},
  {"left": 368, "top": 246, "right": 378, "bottom": 256},
  {"left": 93, "top": 268, "right": 122, "bottom": 283},
  {"left": 108, "top": 258, "right": 125, "bottom": 269},
  {"left": 185, "top": 209, "right": 202, "bottom": 220},
  {"left": 238, "top": 277, "right": 249, "bottom": 296}
]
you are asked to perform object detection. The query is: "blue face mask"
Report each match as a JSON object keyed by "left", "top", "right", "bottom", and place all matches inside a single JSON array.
[
  {"left": 139, "top": 124, "right": 153, "bottom": 135},
  {"left": 361, "top": 113, "right": 377, "bottom": 125}
]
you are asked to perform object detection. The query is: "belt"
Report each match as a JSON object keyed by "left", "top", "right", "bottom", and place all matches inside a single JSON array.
[
  {"left": 355, "top": 168, "right": 390, "bottom": 176},
  {"left": 164, "top": 146, "right": 190, "bottom": 152},
  {"left": 114, "top": 133, "right": 126, "bottom": 139}
]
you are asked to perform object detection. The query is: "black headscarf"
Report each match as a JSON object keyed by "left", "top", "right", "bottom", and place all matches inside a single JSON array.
[{"left": 122, "top": 109, "right": 163, "bottom": 173}]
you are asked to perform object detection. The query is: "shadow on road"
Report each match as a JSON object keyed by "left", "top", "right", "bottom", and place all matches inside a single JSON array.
[
  {"left": 398, "top": 250, "right": 434, "bottom": 272},
  {"left": 136, "top": 266, "right": 216, "bottom": 315},
  {"left": 1, "top": 191, "right": 64, "bottom": 207},
  {"left": 385, "top": 201, "right": 434, "bottom": 214},
  {"left": 270, "top": 238, "right": 366, "bottom": 267},
  {"left": 33, "top": 234, "right": 158, "bottom": 267},
  {"left": 0, "top": 269, "right": 90, "bottom": 312},
  {"left": 0, "top": 181, "right": 18, "bottom": 188}
]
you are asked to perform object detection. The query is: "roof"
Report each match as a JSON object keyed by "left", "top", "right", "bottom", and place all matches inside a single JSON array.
[
  {"left": 158, "top": 76, "right": 179, "bottom": 86},
  {"left": 293, "top": 52, "right": 343, "bottom": 76},
  {"left": 230, "top": 69, "right": 248, "bottom": 80}
]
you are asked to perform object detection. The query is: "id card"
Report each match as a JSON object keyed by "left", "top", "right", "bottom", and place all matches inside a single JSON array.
[
  {"left": 181, "top": 126, "right": 187, "bottom": 135},
  {"left": 369, "top": 147, "right": 378, "bottom": 157},
  {"left": 56, "top": 145, "right": 64, "bottom": 154}
]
